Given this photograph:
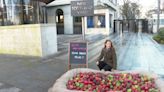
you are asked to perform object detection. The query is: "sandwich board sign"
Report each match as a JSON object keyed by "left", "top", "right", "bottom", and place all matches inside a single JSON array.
[{"left": 68, "top": 42, "right": 88, "bottom": 69}]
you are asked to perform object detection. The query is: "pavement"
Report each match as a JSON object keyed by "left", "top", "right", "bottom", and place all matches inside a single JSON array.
[
  {"left": 0, "top": 34, "right": 109, "bottom": 92},
  {"left": 0, "top": 32, "right": 163, "bottom": 92}
]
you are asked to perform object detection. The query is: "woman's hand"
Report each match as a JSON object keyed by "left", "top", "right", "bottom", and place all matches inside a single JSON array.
[
  {"left": 96, "top": 61, "right": 99, "bottom": 65},
  {"left": 111, "top": 69, "right": 115, "bottom": 72}
]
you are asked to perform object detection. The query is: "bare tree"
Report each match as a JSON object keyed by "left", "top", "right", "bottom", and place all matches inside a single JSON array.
[{"left": 120, "top": 0, "right": 141, "bottom": 19}]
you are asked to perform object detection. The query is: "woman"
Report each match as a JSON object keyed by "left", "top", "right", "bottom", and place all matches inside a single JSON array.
[{"left": 97, "top": 40, "right": 117, "bottom": 71}]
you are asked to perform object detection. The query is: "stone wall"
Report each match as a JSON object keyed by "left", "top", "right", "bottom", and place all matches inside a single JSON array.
[{"left": 0, "top": 24, "right": 57, "bottom": 57}]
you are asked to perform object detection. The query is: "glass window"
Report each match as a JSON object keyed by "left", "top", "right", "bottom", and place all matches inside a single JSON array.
[
  {"left": 98, "top": 15, "right": 105, "bottom": 27},
  {"left": 87, "top": 16, "right": 94, "bottom": 28},
  {"left": 74, "top": 17, "right": 82, "bottom": 23},
  {"left": 109, "top": 14, "right": 113, "bottom": 28},
  {"left": 0, "top": 0, "right": 47, "bottom": 26},
  {"left": 160, "top": 19, "right": 164, "bottom": 25},
  {"left": 87, "top": 15, "right": 106, "bottom": 28},
  {"left": 153, "top": 19, "right": 156, "bottom": 25}
]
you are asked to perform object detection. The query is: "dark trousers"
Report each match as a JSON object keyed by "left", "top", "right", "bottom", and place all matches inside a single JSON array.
[{"left": 97, "top": 61, "right": 112, "bottom": 71}]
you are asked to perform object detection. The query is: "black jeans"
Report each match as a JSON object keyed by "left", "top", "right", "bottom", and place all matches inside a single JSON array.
[{"left": 97, "top": 61, "right": 112, "bottom": 71}]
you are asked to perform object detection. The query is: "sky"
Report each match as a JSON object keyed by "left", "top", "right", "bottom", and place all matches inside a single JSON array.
[{"left": 118, "top": 0, "right": 162, "bottom": 18}]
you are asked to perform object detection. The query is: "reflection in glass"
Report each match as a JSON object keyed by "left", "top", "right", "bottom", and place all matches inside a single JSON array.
[
  {"left": 0, "top": 0, "right": 47, "bottom": 26},
  {"left": 87, "top": 15, "right": 106, "bottom": 28}
]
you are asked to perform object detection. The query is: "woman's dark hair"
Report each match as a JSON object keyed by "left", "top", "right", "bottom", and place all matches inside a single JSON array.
[{"left": 104, "top": 40, "right": 113, "bottom": 48}]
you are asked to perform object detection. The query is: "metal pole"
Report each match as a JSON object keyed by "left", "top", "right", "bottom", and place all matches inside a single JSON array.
[
  {"left": 157, "top": 0, "right": 160, "bottom": 32},
  {"left": 82, "top": 17, "right": 85, "bottom": 40}
]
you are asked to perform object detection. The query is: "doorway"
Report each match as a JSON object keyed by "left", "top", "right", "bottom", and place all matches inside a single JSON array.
[
  {"left": 73, "top": 17, "right": 82, "bottom": 34},
  {"left": 56, "top": 9, "right": 64, "bottom": 34}
]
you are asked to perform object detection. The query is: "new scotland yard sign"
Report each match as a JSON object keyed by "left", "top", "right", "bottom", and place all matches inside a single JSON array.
[{"left": 71, "top": 0, "right": 94, "bottom": 16}]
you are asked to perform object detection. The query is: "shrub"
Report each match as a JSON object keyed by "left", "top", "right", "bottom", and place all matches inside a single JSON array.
[
  {"left": 153, "top": 35, "right": 160, "bottom": 42},
  {"left": 153, "top": 28, "right": 164, "bottom": 44},
  {"left": 160, "top": 40, "right": 164, "bottom": 44}
]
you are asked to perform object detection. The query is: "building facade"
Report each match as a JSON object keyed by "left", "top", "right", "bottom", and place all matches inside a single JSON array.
[
  {"left": 0, "top": 0, "right": 119, "bottom": 56},
  {"left": 0, "top": 0, "right": 48, "bottom": 26},
  {"left": 147, "top": 7, "right": 164, "bottom": 33},
  {"left": 152, "top": 14, "right": 164, "bottom": 33},
  {"left": 47, "top": 0, "right": 119, "bottom": 36},
  {"left": 0, "top": 0, "right": 57, "bottom": 57}
]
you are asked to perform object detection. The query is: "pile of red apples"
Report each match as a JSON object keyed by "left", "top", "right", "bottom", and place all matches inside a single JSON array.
[{"left": 66, "top": 72, "right": 159, "bottom": 92}]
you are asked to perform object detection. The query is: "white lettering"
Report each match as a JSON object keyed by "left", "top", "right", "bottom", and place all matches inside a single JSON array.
[
  {"left": 74, "top": 56, "right": 82, "bottom": 59},
  {"left": 79, "top": 52, "right": 86, "bottom": 55},
  {"left": 77, "top": 2, "right": 86, "bottom": 6},
  {"left": 72, "top": 52, "right": 78, "bottom": 55}
]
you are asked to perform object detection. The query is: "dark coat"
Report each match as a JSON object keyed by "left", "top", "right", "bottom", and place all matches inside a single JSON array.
[
  {"left": 97, "top": 47, "right": 117, "bottom": 69},
  {"left": 97, "top": 61, "right": 112, "bottom": 71}
]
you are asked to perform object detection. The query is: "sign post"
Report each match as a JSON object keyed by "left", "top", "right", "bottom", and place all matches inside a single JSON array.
[
  {"left": 71, "top": 0, "right": 94, "bottom": 40},
  {"left": 82, "top": 17, "right": 85, "bottom": 40},
  {"left": 69, "top": 0, "right": 94, "bottom": 69}
]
